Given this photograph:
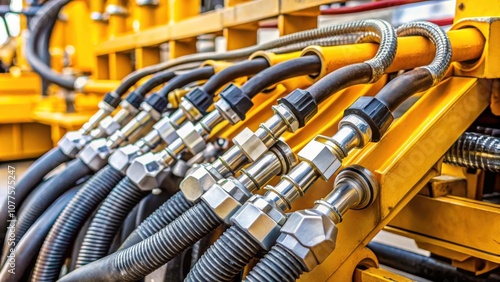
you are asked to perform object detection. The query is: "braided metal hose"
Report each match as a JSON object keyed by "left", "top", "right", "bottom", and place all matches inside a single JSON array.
[
  {"left": 245, "top": 244, "right": 304, "bottom": 282},
  {"left": 32, "top": 165, "right": 123, "bottom": 282},
  {"left": 396, "top": 21, "right": 452, "bottom": 86},
  {"left": 186, "top": 225, "right": 261, "bottom": 282},
  {"left": 119, "top": 191, "right": 193, "bottom": 249},
  {"left": 444, "top": 132, "right": 500, "bottom": 172},
  {"left": 75, "top": 177, "right": 147, "bottom": 267}
]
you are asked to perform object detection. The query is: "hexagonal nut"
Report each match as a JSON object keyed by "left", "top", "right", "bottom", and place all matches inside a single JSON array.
[
  {"left": 201, "top": 181, "right": 242, "bottom": 222},
  {"left": 58, "top": 131, "right": 91, "bottom": 158},
  {"left": 126, "top": 152, "right": 169, "bottom": 191},
  {"left": 233, "top": 128, "right": 267, "bottom": 162},
  {"left": 108, "top": 144, "right": 142, "bottom": 175},
  {"left": 177, "top": 122, "right": 206, "bottom": 155},
  {"left": 78, "top": 138, "right": 112, "bottom": 171},
  {"left": 98, "top": 116, "right": 121, "bottom": 136},
  {"left": 231, "top": 197, "right": 286, "bottom": 250},
  {"left": 153, "top": 116, "right": 180, "bottom": 145},
  {"left": 277, "top": 209, "right": 338, "bottom": 271},
  {"left": 297, "top": 140, "right": 341, "bottom": 180},
  {"left": 180, "top": 164, "right": 221, "bottom": 203}
]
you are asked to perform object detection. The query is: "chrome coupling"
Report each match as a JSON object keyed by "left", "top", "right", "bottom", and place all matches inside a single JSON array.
[
  {"left": 179, "top": 98, "right": 203, "bottom": 122},
  {"left": 79, "top": 101, "right": 114, "bottom": 135}
]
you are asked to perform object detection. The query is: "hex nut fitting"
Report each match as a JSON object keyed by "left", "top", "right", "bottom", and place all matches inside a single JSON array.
[
  {"left": 98, "top": 116, "right": 121, "bottom": 137},
  {"left": 177, "top": 122, "right": 207, "bottom": 155},
  {"left": 153, "top": 116, "right": 180, "bottom": 145},
  {"left": 78, "top": 138, "right": 112, "bottom": 171},
  {"left": 297, "top": 139, "right": 342, "bottom": 180},
  {"left": 126, "top": 152, "right": 169, "bottom": 191},
  {"left": 201, "top": 178, "right": 252, "bottom": 223},
  {"left": 233, "top": 128, "right": 268, "bottom": 162},
  {"left": 277, "top": 209, "right": 337, "bottom": 271},
  {"left": 231, "top": 195, "right": 287, "bottom": 250},
  {"left": 58, "top": 131, "right": 92, "bottom": 158},
  {"left": 108, "top": 144, "right": 142, "bottom": 175},
  {"left": 180, "top": 163, "right": 223, "bottom": 203}
]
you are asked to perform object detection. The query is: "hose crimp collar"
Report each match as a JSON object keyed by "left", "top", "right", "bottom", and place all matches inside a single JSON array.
[
  {"left": 231, "top": 195, "right": 287, "bottom": 250},
  {"left": 58, "top": 131, "right": 92, "bottom": 158}
]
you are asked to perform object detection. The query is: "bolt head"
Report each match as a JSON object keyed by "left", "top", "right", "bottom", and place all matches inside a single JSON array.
[
  {"left": 78, "top": 138, "right": 112, "bottom": 171},
  {"left": 126, "top": 152, "right": 169, "bottom": 191}
]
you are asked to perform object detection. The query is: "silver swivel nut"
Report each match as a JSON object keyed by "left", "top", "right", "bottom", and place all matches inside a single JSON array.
[
  {"left": 201, "top": 140, "right": 298, "bottom": 224},
  {"left": 79, "top": 101, "right": 115, "bottom": 135},
  {"left": 78, "top": 138, "right": 113, "bottom": 171},
  {"left": 108, "top": 144, "right": 143, "bottom": 175},
  {"left": 276, "top": 165, "right": 378, "bottom": 271},
  {"left": 58, "top": 131, "right": 92, "bottom": 158},
  {"left": 126, "top": 152, "right": 170, "bottom": 191}
]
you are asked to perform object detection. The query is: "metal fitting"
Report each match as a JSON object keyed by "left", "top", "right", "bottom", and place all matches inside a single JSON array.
[
  {"left": 152, "top": 109, "right": 185, "bottom": 145},
  {"left": 233, "top": 128, "right": 268, "bottom": 162},
  {"left": 58, "top": 131, "right": 92, "bottom": 158},
  {"left": 108, "top": 144, "right": 142, "bottom": 175},
  {"left": 105, "top": 4, "right": 128, "bottom": 16},
  {"left": 214, "top": 98, "right": 241, "bottom": 125},
  {"left": 126, "top": 152, "right": 170, "bottom": 191},
  {"left": 78, "top": 138, "right": 113, "bottom": 171},
  {"left": 180, "top": 163, "right": 224, "bottom": 203},
  {"left": 330, "top": 115, "right": 373, "bottom": 157},
  {"left": 177, "top": 122, "right": 207, "bottom": 156},
  {"left": 297, "top": 136, "right": 342, "bottom": 181},
  {"left": 276, "top": 210, "right": 337, "bottom": 271},
  {"left": 90, "top": 12, "right": 108, "bottom": 22},
  {"left": 271, "top": 104, "right": 299, "bottom": 133},
  {"left": 179, "top": 98, "right": 203, "bottom": 122},
  {"left": 231, "top": 196, "right": 287, "bottom": 250},
  {"left": 136, "top": 0, "right": 158, "bottom": 6},
  {"left": 201, "top": 178, "right": 252, "bottom": 224},
  {"left": 73, "top": 76, "right": 89, "bottom": 93},
  {"left": 80, "top": 101, "right": 115, "bottom": 135}
]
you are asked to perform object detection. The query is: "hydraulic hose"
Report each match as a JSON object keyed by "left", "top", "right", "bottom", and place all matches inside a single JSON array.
[
  {"left": 0, "top": 185, "right": 80, "bottom": 282},
  {"left": 120, "top": 191, "right": 192, "bottom": 249},
  {"left": 243, "top": 56, "right": 321, "bottom": 99},
  {"left": 25, "top": 0, "right": 76, "bottom": 90},
  {"left": 244, "top": 244, "right": 303, "bottom": 282},
  {"left": 444, "top": 132, "right": 500, "bottom": 172},
  {"left": 0, "top": 147, "right": 70, "bottom": 246},
  {"left": 32, "top": 165, "right": 123, "bottom": 282},
  {"left": 9, "top": 158, "right": 91, "bottom": 248},
  {"left": 75, "top": 177, "right": 148, "bottom": 267},
  {"left": 114, "top": 21, "right": 397, "bottom": 97},
  {"left": 36, "top": 5, "right": 58, "bottom": 96},
  {"left": 133, "top": 70, "right": 177, "bottom": 97},
  {"left": 59, "top": 201, "right": 221, "bottom": 282},
  {"left": 156, "top": 66, "right": 215, "bottom": 97},
  {"left": 376, "top": 22, "right": 452, "bottom": 111},
  {"left": 201, "top": 58, "right": 269, "bottom": 94}
]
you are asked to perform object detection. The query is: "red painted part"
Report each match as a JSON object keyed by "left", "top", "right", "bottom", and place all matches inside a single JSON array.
[
  {"left": 320, "top": 0, "right": 427, "bottom": 15},
  {"left": 427, "top": 17, "right": 454, "bottom": 26}
]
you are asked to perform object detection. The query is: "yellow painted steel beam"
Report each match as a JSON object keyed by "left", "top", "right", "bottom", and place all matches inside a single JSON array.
[
  {"left": 389, "top": 195, "right": 500, "bottom": 263},
  {"left": 81, "top": 79, "right": 121, "bottom": 94},
  {"left": 295, "top": 76, "right": 491, "bottom": 281}
]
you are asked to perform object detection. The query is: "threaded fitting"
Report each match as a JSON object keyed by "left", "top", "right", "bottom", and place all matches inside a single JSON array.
[
  {"left": 444, "top": 132, "right": 500, "bottom": 172},
  {"left": 186, "top": 225, "right": 261, "bottom": 282},
  {"left": 245, "top": 244, "right": 305, "bottom": 282}
]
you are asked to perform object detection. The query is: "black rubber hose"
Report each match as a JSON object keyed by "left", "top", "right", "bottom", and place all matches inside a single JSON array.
[
  {"left": 25, "top": 0, "right": 76, "bottom": 90},
  {"left": 59, "top": 201, "right": 221, "bottom": 282},
  {"left": 32, "top": 165, "right": 123, "bottom": 282},
  {"left": 119, "top": 191, "right": 192, "bottom": 249},
  {"left": 245, "top": 244, "right": 305, "bottom": 282},
  {"left": 36, "top": 7, "right": 58, "bottom": 96},
  {"left": 201, "top": 58, "right": 269, "bottom": 94},
  {"left": 157, "top": 67, "right": 215, "bottom": 98},
  {"left": 0, "top": 185, "right": 81, "bottom": 282},
  {"left": 186, "top": 225, "right": 261, "bottom": 281},
  {"left": 133, "top": 70, "right": 177, "bottom": 97},
  {"left": 242, "top": 56, "right": 321, "bottom": 99},
  {"left": 75, "top": 177, "right": 147, "bottom": 267},
  {"left": 0, "top": 147, "right": 70, "bottom": 247},
  {"left": 11, "top": 158, "right": 91, "bottom": 246},
  {"left": 306, "top": 62, "right": 373, "bottom": 104},
  {"left": 375, "top": 68, "right": 434, "bottom": 112}
]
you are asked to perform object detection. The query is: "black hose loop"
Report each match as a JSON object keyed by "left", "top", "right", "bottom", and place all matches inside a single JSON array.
[{"left": 245, "top": 244, "right": 305, "bottom": 282}]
